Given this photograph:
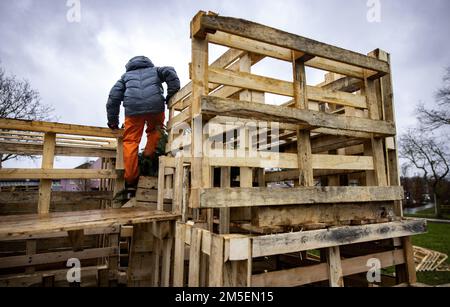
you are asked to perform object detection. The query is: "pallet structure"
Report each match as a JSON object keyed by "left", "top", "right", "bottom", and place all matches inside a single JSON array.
[
  {"left": 159, "top": 11, "right": 428, "bottom": 287},
  {"left": 0, "top": 119, "right": 178, "bottom": 287}
]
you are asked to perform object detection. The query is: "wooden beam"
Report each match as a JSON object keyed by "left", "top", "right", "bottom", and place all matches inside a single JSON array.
[
  {"left": 326, "top": 246, "right": 344, "bottom": 287},
  {"left": 0, "top": 118, "right": 123, "bottom": 138},
  {"left": 207, "top": 31, "right": 375, "bottom": 79},
  {"left": 38, "top": 132, "right": 56, "bottom": 214},
  {"left": 0, "top": 247, "right": 116, "bottom": 269},
  {"left": 0, "top": 265, "right": 109, "bottom": 287},
  {"left": 0, "top": 208, "right": 179, "bottom": 240},
  {"left": 252, "top": 202, "right": 395, "bottom": 228},
  {"left": 188, "top": 227, "right": 202, "bottom": 287},
  {"left": 252, "top": 249, "right": 404, "bottom": 287},
  {"left": 0, "top": 169, "right": 118, "bottom": 180},
  {"left": 0, "top": 191, "right": 113, "bottom": 205},
  {"left": 208, "top": 67, "right": 367, "bottom": 108},
  {"left": 206, "top": 153, "right": 374, "bottom": 170},
  {"left": 201, "top": 96, "right": 396, "bottom": 136},
  {"left": 197, "top": 13, "right": 390, "bottom": 74},
  {"left": 173, "top": 222, "right": 186, "bottom": 287},
  {"left": 199, "top": 186, "right": 403, "bottom": 208},
  {"left": 209, "top": 235, "right": 225, "bottom": 287},
  {"left": 293, "top": 57, "right": 314, "bottom": 187},
  {"left": 0, "top": 142, "right": 116, "bottom": 158},
  {"left": 248, "top": 220, "right": 426, "bottom": 258}
]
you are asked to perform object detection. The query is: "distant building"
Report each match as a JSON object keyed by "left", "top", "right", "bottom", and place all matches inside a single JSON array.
[{"left": 53, "top": 159, "right": 103, "bottom": 192}]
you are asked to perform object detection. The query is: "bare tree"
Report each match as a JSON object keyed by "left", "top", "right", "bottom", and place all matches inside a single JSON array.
[
  {"left": 416, "top": 67, "right": 450, "bottom": 130},
  {"left": 400, "top": 129, "right": 449, "bottom": 217},
  {"left": 0, "top": 64, "right": 54, "bottom": 167}
]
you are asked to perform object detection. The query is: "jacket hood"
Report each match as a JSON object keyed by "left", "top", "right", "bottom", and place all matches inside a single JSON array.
[{"left": 126, "top": 56, "right": 154, "bottom": 72}]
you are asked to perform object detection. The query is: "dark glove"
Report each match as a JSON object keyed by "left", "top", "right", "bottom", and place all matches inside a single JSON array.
[
  {"left": 166, "top": 95, "right": 173, "bottom": 104},
  {"left": 108, "top": 122, "right": 120, "bottom": 130}
]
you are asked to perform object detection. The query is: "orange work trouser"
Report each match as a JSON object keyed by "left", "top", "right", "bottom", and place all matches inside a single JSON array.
[{"left": 123, "top": 112, "right": 165, "bottom": 185}]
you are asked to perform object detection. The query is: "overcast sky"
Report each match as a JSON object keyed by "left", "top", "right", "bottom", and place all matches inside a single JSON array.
[{"left": 1, "top": 0, "right": 449, "bottom": 168}]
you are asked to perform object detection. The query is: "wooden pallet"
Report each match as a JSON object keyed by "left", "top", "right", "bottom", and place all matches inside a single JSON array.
[{"left": 163, "top": 11, "right": 427, "bottom": 287}]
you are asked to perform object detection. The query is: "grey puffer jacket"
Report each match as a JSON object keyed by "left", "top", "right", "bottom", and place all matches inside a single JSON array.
[{"left": 106, "top": 56, "right": 180, "bottom": 125}]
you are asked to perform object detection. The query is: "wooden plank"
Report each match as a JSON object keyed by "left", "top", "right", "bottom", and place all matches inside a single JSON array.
[
  {"left": 207, "top": 31, "right": 375, "bottom": 79},
  {"left": 173, "top": 222, "right": 186, "bottom": 287},
  {"left": 208, "top": 67, "right": 366, "bottom": 109},
  {"left": 248, "top": 220, "right": 426, "bottom": 259},
  {"left": 0, "top": 118, "right": 123, "bottom": 138},
  {"left": 252, "top": 202, "right": 395, "bottom": 228},
  {"left": 157, "top": 157, "right": 166, "bottom": 211},
  {"left": 173, "top": 157, "right": 184, "bottom": 214},
  {"left": 199, "top": 186, "right": 404, "bottom": 208},
  {"left": 252, "top": 249, "right": 404, "bottom": 287},
  {"left": 326, "top": 246, "right": 344, "bottom": 287},
  {"left": 38, "top": 132, "right": 56, "bottom": 214},
  {"left": 112, "top": 137, "right": 124, "bottom": 208},
  {"left": 0, "top": 247, "right": 116, "bottom": 269},
  {"left": 293, "top": 57, "right": 314, "bottom": 187},
  {"left": 0, "top": 142, "right": 116, "bottom": 158},
  {"left": 312, "top": 155, "right": 374, "bottom": 170},
  {"left": 209, "top": 235, "right": 225, "bottom": 287},
  {"left": 0, "top": 226, "right": 119, "bottom": 242},
  {"left": 138, "top": 176, "right": 158, "bottom": 190},
  {"left": 188, "top": 228, "right": 203, "bottom": 287},
  {"left": 190, "top": 35, "right": 209, "bottom": 210},
  {"left": 161, "top": 237, "right": 173, "bottom": 287},
  {"left": 201, "top": 96, "right": 396, "bottom": 136},
  {"left": 0, "top": 169, "right": 118, "bottom": 180},
  {"left": 219, "top": 167, "right": 231, "bottom": 234},
  {"left": 0, "top": 191, "right": 113, "bottom": 205},
  {"left": 195, "top": 13, "right": 390, "bottom": 74},
  {"left": 0, "top": 208, "right": 179, "bottom": 240},
  {"left": 401, "top": 236, "right": 417, "bottom": 284},
  {"left": 206, "top": 152, "right": 374, "bottom": 170},
  {"left": 0, "top": 265, "right": 108, "bottom": 287}
]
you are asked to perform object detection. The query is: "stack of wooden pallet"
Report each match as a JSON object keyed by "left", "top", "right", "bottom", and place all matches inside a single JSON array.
[
  {"left": 158, "top": 11, "right": 428, "bottom": 287},
  {"left": 414, "top": 246, "right": 449, "bottom": 272}
]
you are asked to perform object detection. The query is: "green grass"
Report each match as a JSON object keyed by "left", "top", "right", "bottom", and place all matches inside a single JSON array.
[
  {"left": 404, "top": 207, "right": 450, "bottom": 220},
  {"left": 412, "top": 222, "right": 450, "bottom": 285}
]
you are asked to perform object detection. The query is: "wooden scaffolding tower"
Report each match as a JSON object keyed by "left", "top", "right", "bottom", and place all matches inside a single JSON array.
[{"left": 160, "top": 11, "right": 427, "bottom": 287}]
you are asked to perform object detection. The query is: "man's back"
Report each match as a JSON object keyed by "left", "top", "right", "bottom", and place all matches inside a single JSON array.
[
  {"left": 106, "top": 56, "right": 180, "bottom": 186},
  {"left": 107, "top": 56, "right": 180, "bottom": 126}
]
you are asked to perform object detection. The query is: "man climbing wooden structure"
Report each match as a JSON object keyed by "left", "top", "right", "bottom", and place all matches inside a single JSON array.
[{"left": 0, "top": 11, "right": 428, "bottom": 288}]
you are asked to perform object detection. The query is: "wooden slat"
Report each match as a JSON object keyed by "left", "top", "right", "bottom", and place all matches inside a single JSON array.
[
  {"left": 252, "top": 249, "right": 404, "bottom": 287},
  {"left": 209, "top": 234, "right": 225, "bottom": 287},
  {"left": 327, "top": 246, "right": 344, "bottom": 287},
  {"left": 0, "top": 118, "right": 123, "bottom": 138},
  {"left": 0, "top": 208, "right": 179, "bottom": 240},
  {"left": 206, "top": 152, "right": 373, "bottom": 170},
  {"left": 207, "top": 31, "right": 375, "bottom": 79},
  {"left": 173, "top": 222, "right": 186, "bottom": 287},
  {"left": 188, "top": 227, "right": 202, "bottom": 287},
  {"left": 195, "top": 13, "right": 390, "bottom": 74},
  {"left": 38, "top": 132, "right": 56, "bottom": 214},
  {"left": 0, "top": 247, "right": 116, "bottom": 269},
  {"left": 209, "top": 67, "right": 367, "bottom": 109},
  {"left": 199, "top": 186, "right": 403, "bottom": 208},
  {"left": 0, "top": 141, "right": 116, "bottom": 158},
  {"left": 248, "top": 220, "right": 426, "bottom": 258},
  {"left": 0, "top": 265, "right": 109, "bottom": 287},
  {"left": 201, "top": 96, "right": 396, "bottom": 136},
  {"left": 0, "top": 169, "right": 118, "bottom": 180}
]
